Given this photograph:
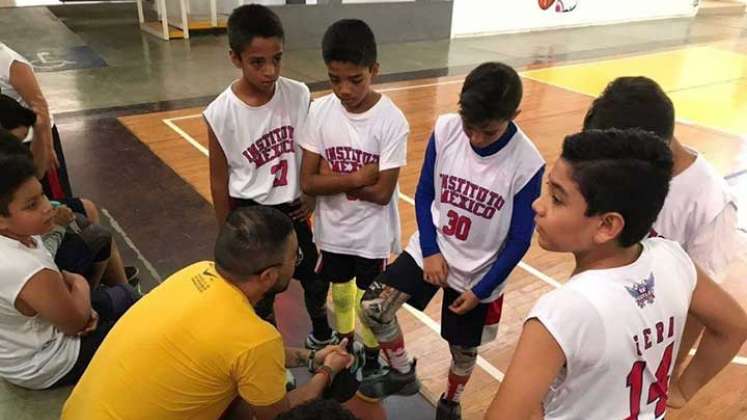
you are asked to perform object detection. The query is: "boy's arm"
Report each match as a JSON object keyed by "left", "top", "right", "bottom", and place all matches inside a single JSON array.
[
  {"left": 414, "top": 135, "right": 449, "bottom": 286},
  {"left": 486, "top": 319, "right": 565, "bottom": 419},
  {"left": 670, "top": 266, "right": 747, "bottom": 408},
  {"left": 10, "top": 60, "right": 56, "bottom": 173},
  {"left": 16, "top": 269, "right": 92, "bottom": 336},
  {"left": 348, "top": 168, "right": 400, "bottom": 205},
  {"left": 452, "top": 166, "right": 545, "bottom": 314},
  {"left": 350, "top": 117, "right": 408, "bottom": 206},
  {"left": 207, "top": 122, "right": 231, "bottom": 226},
  {"left": 684, "top": 203, "right": 739, "bottom": 282},
  {"left": 299, "top": 148, "right": 378, "bottom": 196}
]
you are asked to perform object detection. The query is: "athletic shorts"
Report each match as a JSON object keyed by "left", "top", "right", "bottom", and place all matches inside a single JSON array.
[
  {"left": 375, "top": 252, "right": 503, "bottom": 347},
  {"left": 316, "top": 251, "right": 387, "bottom": 290}
]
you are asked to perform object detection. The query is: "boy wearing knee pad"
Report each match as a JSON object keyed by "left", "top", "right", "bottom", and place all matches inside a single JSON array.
[
  {"left": 359, "top": 62, "right": 544, "bottom": 420},
  {"left": 299, "top": 19, "right": 409, "bottom": 379}
]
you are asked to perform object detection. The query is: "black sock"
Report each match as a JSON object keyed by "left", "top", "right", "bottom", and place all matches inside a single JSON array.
[{"left": 310, "top": 316, "right": 332, "bottom": 341}]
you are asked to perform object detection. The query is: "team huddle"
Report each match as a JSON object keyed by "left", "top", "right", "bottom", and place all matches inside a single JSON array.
[{"left": 0, "top": 3, "right": 741, "bottom": 420}]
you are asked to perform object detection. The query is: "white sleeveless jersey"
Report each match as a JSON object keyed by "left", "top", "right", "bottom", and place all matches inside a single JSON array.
[
  {"left": 406, "top": 114, "right": 544, "bottom": 302},
  {"left": 203, "top": 77, "right": 310, "bottom": 205},
  {"left": 298, "top": 93, "right": 409, "bottom": 259},
  {"left": 531, "top": 238, "right": 696, "bottom": 420},
  {"left": 650, "top": 150, "right": 739, "bottom": 281}
]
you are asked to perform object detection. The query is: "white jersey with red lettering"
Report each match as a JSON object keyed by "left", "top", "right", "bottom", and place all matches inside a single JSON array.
[
  {"left": 203, "top": 77, "right": 310, "bottom": 205},
  {"left": 406, "top": 113, "right": 544, "bottom": 302},
  {"left": 530, "top": 238, "right": 696, "bottom": 420},
  {"left": 650, "top": 149, "right": 739, "bottom": 282},
  {"left": 298, "top": 93, "right": 409, "bottom": 259}
]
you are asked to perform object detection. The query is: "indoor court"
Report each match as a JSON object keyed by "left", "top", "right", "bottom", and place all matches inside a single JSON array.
[
  {"left": 119, "top": 43, "right": 747, "bottom": 420},
  {"left": 1, "top": 1, "right": 746, "bottom": 419}
]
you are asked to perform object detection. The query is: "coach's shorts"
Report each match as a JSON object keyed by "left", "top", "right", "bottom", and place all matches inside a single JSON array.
[
  {"left": 376, "top": 252, "right": 502, "bottom": 348},
  {"left": 316, "top": 251, "right": 387, "bottom": 290}
]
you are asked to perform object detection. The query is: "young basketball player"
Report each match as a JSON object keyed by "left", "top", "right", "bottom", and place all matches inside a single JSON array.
[
  {"left": 358, "top": 62, "right": 545, "bottom": 420},
  {"left": 582, "top": 76, "right": 744, "bottom": 370},
  {"left": 204, "top": 4, "right": 333, "bottom": 349},
  {"left": 486, "top": 129, "right": 747, "bottom": 419},
  {"left": 298, "top": 19, "right": 409, "bottom": 379}
]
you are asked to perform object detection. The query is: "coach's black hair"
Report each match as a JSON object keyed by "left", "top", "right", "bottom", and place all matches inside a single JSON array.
[
  {"left": 227, "top": 4, "right": 284, "bottom": 55},
  {"left": 0, "top": 94, "right": 36, "bottom": 131},
  {"left": 0, "top": 130, "right": 37, "bottom": 216},
  {"left": 214, "top": 206, "right": 294, "bottom": 280},
  {"left": 583, "top": 76, "right": 675, "bottom": 142},
  {"left": 322, "top": 19, "right": 377, "bottom": 67},
  {"left": 275, "top": 399, "right": 358, "bottom": 420},
  {"left": 561, "top": 128, "right": 673, "bottom": 247},
  {"left": 459, "top": 62, "right": 523, "bottom": 127}
]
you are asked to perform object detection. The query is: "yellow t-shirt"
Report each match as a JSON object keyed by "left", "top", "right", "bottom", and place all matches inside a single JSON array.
[{"left": 62, "top": 261, "right": 286, "bottom": 420}]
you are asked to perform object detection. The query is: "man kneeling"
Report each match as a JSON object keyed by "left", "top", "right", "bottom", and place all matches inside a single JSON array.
[{"left": 62, "top": 207, "right": 352, "bottom": 420}]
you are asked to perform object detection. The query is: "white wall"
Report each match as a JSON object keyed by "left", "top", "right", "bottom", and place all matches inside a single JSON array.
[{"left": 451, "top": 0, "right": 699, "bottom": 38}]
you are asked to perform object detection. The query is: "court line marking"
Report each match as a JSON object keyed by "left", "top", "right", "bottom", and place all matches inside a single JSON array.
[
  {"left": 163, "top": 118, "right": 209, "bottom": 155},
  {"left": 102, "top": 208, "right": 163, "bottom": 284},
  {"left": 161, "top": 74, "right": 747, "bottom": 377}
]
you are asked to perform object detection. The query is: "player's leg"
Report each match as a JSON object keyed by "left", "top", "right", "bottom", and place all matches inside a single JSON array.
[
  {"left": 436, "top": 288, "right": 492, "bottom": 420},
  {"left": 354, "top": 257, "right": 388, "bottom": 378},
  {"left": 317, "top": 252, "right": 357, "bottom": 346},
  {"left": 359, "top": 252, "right": 438, "bottom": 398},
  {"left": 293, "top": 219, "right": 334, "bottom": 349}
]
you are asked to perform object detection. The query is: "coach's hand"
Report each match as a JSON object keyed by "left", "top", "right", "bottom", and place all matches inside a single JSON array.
[
  {"left": 290, "top": 194, "right": 315, "bottom": 221},
  {"left": 322, "top": 341, "right": 355, "bottom": 375},
  {"left": 423, "top": 253, "right": 449, "bottom": 287},
  {"left": 313, "top": 338, "right": 350, "bottom": 370},
  {"left": 449, "top": 290, "right": 480, "bottom": 315}
]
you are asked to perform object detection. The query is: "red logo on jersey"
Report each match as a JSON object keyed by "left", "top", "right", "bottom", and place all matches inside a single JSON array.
[
  {"left": 241, "top": 125, "right": 295, "bottom": 168},
  {"left": 323, "top": 146, "right": 380, "bottom": 174},
  {"left": 438, "top": 174, "right": 505, "bottom": 219}
]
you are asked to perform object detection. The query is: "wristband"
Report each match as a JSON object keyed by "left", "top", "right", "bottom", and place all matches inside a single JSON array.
[{"left": 314, "top": 365, "right": 334, "bottom": 387}]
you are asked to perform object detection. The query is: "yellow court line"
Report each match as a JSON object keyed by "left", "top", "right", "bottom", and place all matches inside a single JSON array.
[
  {"left": 521, "top": 45, "right": 747, "bottom": 82},
  {"left": 520, "top": 72, "right": 747, "bottom": 141}
]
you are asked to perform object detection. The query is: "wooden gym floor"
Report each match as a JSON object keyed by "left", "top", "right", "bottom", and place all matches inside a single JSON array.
[{"left": 119, "top": 41, "right": 747, "bottom": 420}]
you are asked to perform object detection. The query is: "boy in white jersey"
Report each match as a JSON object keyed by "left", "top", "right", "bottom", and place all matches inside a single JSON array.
[
  {"left": 298, "top": 19, "right": 409, "bottom": 379},
  {"left": 358, "top": 62, "right": 545, "bottom": 420},
  {"left": 204, "top": 5, "right": 333, "bottom": 349},
  {"left": 487, "top": 129, "right": 747, "bottom": 420},
  {"left": 582, "top": 76, "right": 744, "bottom": 371}
]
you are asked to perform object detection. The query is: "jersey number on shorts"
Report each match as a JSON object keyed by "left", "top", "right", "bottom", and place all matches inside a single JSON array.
[
  {"left": 442, "top": 210, "right": 472, "bottom": 241},
  {"left": 625, "top": 342, "right": 674, "bottom": 419},
  {"left": 271, "top": 160, "right": 289, "bottom": 187}
]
